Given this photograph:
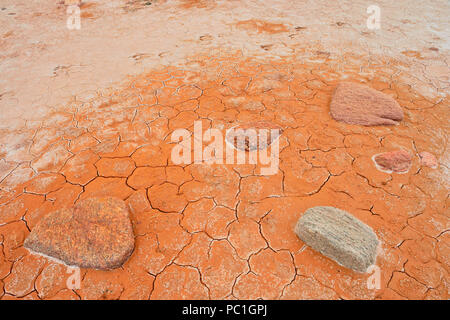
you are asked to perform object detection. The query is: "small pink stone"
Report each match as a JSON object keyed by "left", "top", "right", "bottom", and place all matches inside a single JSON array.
[
  {"left": 419, "top": 151, "right": 438, "bottom": 169},
  {"left": 373, "top": 150, "right": 412, "bottom": 173}
]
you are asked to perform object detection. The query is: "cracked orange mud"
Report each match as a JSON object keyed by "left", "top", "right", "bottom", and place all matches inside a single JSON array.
[{"left": 0, "top": 51, "right": 448, "bottom": 300}]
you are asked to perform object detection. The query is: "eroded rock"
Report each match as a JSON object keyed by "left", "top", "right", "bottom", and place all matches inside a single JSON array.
[
  {"left": 24, "top": 197, "right": 135, "bottom": 270},
  {"left": 294, "top": 206, "right": 379, "bottom": 273},
  {"left": 330, "top": 82, "right": 404, "bottom": 125},
  {"left": 373, "top": 149, "right": 412, "bottom": 173}
]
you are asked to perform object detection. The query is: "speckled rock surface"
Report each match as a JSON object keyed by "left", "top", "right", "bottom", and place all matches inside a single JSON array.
[
  {"left": 295, "top": 206, "right": 379, "bottom": 273},
  {"left": 24, "top": 197, "right": 135, "bottom": 270},
  {"left": 330, "top": 82, "right": 404, "bottom": 126},
  {"left": 373, "top": 150, "right": 412, "bottom": 173}
]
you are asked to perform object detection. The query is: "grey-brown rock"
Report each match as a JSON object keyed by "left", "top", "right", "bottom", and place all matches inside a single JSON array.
[
  {"left": 294, "top": 206, "right": 379, "bottom": 273},
  {"left": 24, "top": 197, "right": 135, "bottom": 270},
  {"left": 330, "top": 82, "right": 404, "bottom": 125}
]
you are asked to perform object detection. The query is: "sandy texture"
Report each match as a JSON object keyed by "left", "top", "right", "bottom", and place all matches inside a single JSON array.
[
  {"left": 330, "top": 82, "right": 404, "bottom": 125},
  {"left": 295, "top": 206, "right": 379, "bottom": 273}
]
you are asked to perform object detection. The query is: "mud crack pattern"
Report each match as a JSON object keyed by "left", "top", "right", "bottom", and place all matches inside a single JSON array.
[{"left": 0, "top": 49, "right": 448, "bottom": 300}]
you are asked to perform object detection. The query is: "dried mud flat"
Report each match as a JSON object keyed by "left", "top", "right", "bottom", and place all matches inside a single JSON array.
[{"left": 0, "top": 0, "right": 449, "bottom": 300}]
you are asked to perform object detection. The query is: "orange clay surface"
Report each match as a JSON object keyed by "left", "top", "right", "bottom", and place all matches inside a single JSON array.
[{"left": 0, "top": 0, "right": 449, "bottom": 300}]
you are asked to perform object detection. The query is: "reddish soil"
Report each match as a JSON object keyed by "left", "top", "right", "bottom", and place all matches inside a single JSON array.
[{"left": 0, "top": 0, "right": 448, "bottom": 300}]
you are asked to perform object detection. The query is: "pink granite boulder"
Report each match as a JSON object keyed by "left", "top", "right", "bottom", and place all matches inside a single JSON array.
[{"left": 330, "top": 82, "right": 404, "bottom": 126}]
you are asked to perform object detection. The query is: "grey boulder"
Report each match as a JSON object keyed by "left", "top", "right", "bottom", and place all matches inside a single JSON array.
[{"left": 294, "top": 206, "right": 379, "bottom": 273}]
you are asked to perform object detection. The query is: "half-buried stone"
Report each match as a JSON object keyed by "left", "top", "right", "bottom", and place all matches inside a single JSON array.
[
  {"left": 330, "top": 82, "right": 404, "bottom": 126},
  {"left": 294, "top": 206, "right": 379, "bottom": 273},
  {"left": 372, "top": 149, "right": 412, "bottom": 173},
  {"left": 24, "top": 197, "right": 135, "bottom": 270},
  {"left": 225, "top": 121, "right": 283, "bottom": 151}
]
